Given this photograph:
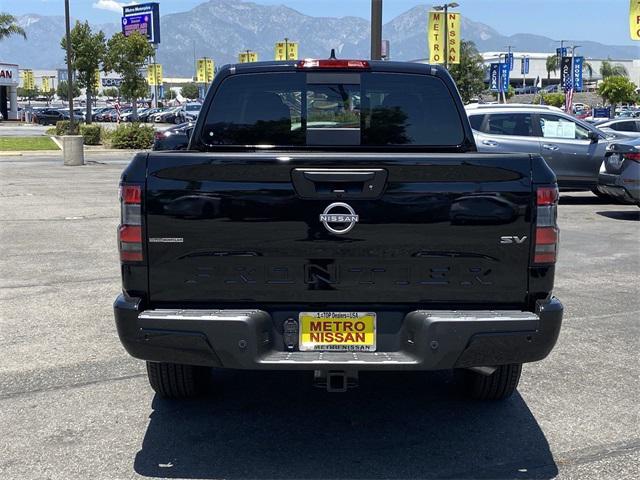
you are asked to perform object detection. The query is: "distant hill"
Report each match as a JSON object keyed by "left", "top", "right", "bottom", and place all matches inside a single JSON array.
[{"left": 1, "top": 1, "right": 637, "bottom": 76}]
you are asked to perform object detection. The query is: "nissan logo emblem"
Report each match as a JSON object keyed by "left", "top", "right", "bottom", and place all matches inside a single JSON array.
[{"left": 319, "top": 202, "right": 359, "bottom": 235}]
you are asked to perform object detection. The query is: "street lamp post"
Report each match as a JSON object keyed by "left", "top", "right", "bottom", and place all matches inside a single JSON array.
[
  {"left": 371, "top": 0, "right": 382, "bottom": 60},
  {"left": 433, "top": 2, "right": 459, "bottom": 69},
  {"left": 64, "top": 0, "right": 75, "bottom": 133}
]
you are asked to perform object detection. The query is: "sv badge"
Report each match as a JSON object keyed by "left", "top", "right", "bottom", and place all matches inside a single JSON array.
[{"left": 500, "top": 235, "right": 528, "bottom": 244}]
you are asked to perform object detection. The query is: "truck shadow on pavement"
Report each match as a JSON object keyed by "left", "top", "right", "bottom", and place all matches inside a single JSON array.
[
  {"left": 133, "top": 370, "right": 557, "bottom": 479},
  {"left": 596, "top": 210, "right": 640, "bottom": 221}
]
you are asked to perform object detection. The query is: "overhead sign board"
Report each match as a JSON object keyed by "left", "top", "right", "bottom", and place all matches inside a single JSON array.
[
  {"left": 122, "top": 3, "right": 160, "bottom": 44},
  {"left": 0, "top": 63, "right": 19, "bottom": 86},
  {"left": 102, "top": 78, "right": 123, "bottom": 87}
]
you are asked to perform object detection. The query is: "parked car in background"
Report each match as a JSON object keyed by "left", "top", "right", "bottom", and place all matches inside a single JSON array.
[
  {"left": 153, "top": 106, "right": 181, "bottom": 123},
  {"left": 597, "top": 137, "right": 640, "bottom": 206},
  {"left": 596, "top": 119, "right": 640, "bottom": 138},
  {"left": 152, "top": 121, "right": 194, "bottom": 151},
  {"left": 539, "top": 84, "right": 560, "bottom": 94},
  {"left": 94, "top": 108, "right": 117, "bottom": 122},
  {"left": 91, "top": 107, "right": 112, "bottom": 121},
  {"left": 34, "top": 108, "right": 83, "bottom": 125},
  {"left": 175, "top": 103, "right": 202, "bottom": 124},
  {"left": 120, "top": 108, "right": 148, "bottom": 122},
  {"left": 138, "top": 107, "right": 162, "bottom": 123},
  {"left": 467, "top": 104, "right": 614, "bottom": 191},
  {"left": 514, "top": 85, "right": 539, "bottom": 95}
]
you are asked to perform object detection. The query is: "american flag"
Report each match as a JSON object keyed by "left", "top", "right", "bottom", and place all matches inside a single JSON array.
[{"left": 564, "top": 71, "right": 574, "bottom": 113}]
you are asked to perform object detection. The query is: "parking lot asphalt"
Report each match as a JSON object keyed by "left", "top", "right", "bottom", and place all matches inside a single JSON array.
[{"left": 0, "top": 152, "right": 638, "bottom": 480}]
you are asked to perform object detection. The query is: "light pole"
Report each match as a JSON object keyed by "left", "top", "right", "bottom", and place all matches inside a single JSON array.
[
  {"left": 371, "top": 0, "right": 382, "bottom": 60},
  {"left": 64, "top": 0, "right": 75, "bottom": 133},
  {"left": 433, "top": 2, "right": 459, "bottom": 69}
]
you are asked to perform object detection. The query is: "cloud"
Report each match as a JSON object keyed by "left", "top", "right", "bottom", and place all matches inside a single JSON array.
[{"left": 93, "top": 0, "right": 139, "bottom": 13}]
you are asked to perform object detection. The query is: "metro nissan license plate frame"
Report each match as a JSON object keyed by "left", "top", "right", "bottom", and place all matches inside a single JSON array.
[{"left": 298, "top": 312, "right": 377, "bottom": 352}]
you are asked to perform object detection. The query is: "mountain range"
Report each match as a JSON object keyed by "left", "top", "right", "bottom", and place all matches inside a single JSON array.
[{"left": 1, "top": 0, "right": 637, "bottom": 76}]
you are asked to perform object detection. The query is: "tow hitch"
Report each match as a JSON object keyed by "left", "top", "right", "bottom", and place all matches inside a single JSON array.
[{"left": 313, "top": 370, "right": 359, "bottom": 392}]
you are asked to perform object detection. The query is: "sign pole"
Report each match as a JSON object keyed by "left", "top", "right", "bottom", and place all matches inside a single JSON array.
[{"left": 64, "top": 0, "right": 75, "bottom": 133}]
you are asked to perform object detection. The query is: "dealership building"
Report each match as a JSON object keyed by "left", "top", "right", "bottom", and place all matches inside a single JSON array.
[{"left": 0, "top": 62, "right": 19, "bottom": 120}]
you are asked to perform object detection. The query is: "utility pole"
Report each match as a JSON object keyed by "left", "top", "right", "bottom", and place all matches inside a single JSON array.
[
  {"left": 370, "top": 0, "right": 382, "bottom": 60},
  {"left": 64, "top": 0, "right": 75, "bottom": 133}
]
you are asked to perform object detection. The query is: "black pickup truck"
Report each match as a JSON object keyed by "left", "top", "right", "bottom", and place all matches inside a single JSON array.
[{"left": 115, "top": 58, "right": 563, "bottom": 400}]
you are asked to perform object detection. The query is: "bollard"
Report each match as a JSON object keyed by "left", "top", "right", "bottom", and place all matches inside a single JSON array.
[{"left": 62, "top": 135, "right": 84, "bottom": 166}]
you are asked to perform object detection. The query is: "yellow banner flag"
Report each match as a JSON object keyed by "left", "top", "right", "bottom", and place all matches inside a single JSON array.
[
  {"left": 41, "top": 76, "right": 49, "bottom": 93},
  {"left": 205, "top": 58, "right": 214, "bottom": 82},
  {"left": 238, "top": 51, "right": 258, "bottom": 63},
  {"left": 427, "top": 12, "right": 445, "bottom": 64},
  {"left": 94, "top": 69, "right": 101, "bottom": 91},
  {"left": 196, "top": 58, "right": 207, "bottom": 83},
  {"left": 275, "top": 41, "right": 298, "bottom": 60},
  {"left": 631, "top": 0, "right": 640, "bottom": 40},
  {"left": 446, "top": 13, "right": 461, "bottom": 64},
  {"left": 148, "top": 64, "right": 162, "bottom": 86}
]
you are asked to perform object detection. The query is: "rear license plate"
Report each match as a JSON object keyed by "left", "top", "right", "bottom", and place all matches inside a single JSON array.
[{"left": 299, "top": 312, "right": 376, "bottom": 352}]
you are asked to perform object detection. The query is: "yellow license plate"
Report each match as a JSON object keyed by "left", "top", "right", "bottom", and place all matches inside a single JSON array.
[{"left": 299, "top": 312, "right": 376, "bottom": 352}]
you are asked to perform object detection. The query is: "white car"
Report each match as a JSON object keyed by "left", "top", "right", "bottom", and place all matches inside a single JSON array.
[{"left": 175, "top": 103, "right": 202, "bottom": 124}]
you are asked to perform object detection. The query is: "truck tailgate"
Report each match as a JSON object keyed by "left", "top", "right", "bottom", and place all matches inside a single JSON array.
[{"left": 145, "top": 152, "right": 533, "bottom": 306}]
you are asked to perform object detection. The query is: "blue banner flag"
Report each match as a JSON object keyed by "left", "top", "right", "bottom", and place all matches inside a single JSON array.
[
  {"left": 508, "top": 52, "right": 514, "bottom": 71},
  {"left": 500, "top": 62, "right": 510, "bottom": 92},
  {"left": 520, "top": 57, "right": 530, "bottom": 75},
  {"left": 573, "top": 56, "right": 584, "bottom": 92},
  {"left": 489, "top": 63, "right": 500, "bottom": 92}
]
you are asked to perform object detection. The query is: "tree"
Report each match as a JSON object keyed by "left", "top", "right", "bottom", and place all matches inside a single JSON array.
[
  {"left": 0, "top": 13, "right": 26, "bottom": 41},
  {"left": 61, "top": 21, "right": 106, "bottom": 124},
  {"left": 600, "top": 59, "right": 628, "bottom": 79},
  {"left": 545, "top": 55, "right": 558, "bottom": 80},
  {"left": 447, "top": 41, "right": 486, "bottom": 104},
  {"left": 597, "top": 76, "right": 637, "bottom": 116},
  {"left": 17, "top": 85, "right": 39, "bottom": 101},
  {"left": 164, "top": 88, "right": 177, "bottom": 101},
  {"left": 180, "top": 83, "right": 199, "bottom": 100},
  {"left": 57, "top": 81, "right": 80, "bottom": 102},
  {"left": 104, "top": 32, "right": 154, "bottom": 120},
  {"left": 102, "top": 87, "right": 119, "bottom": 98},
  {"left": 42, "top": 88, "right": 55, "bottom": 106},
  {"left": 541, "top": 92, "right": 565, "bottom": 108}
]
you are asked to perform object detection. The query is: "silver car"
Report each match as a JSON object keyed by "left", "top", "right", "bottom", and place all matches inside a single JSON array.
[
  {"left": 467, "top": 104, "right": 615, "bottom": 191},
  {"left": 597, "top": 137, "right": 640, "bottom": 206},
  {"left": 595, "top": 119, "right": 640, "bottom": 139}
]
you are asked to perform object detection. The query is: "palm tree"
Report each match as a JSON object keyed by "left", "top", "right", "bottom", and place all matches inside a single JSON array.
[
  {"left": 600, "top": 59, "right": 628, "bottom": 79},
  {"left": 0, "top": 13, "right": 27, "bottom": 41},
  {"left": 545, "top": 55, "right": 558, "bottom": 80}
]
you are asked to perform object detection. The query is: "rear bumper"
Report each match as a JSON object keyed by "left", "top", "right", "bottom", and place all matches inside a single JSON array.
[
  {"left": 114, "top": 296, "right": 563, "bottom": 370},
  {"left": 598, "top": 173, "right": 640, "bottom": 205}
]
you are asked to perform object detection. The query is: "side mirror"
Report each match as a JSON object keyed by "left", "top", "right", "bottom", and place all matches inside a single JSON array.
[{"left": 588, "top": 130, "right": 599, "bottom": 143}]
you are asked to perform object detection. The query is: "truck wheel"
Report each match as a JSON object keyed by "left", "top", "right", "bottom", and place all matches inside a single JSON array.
[
  {"left": 456, "top": 363, "right": 522, "bottom": 401},
  {"left": 145, "top": 361, "right": 209, "bottom": 399}
]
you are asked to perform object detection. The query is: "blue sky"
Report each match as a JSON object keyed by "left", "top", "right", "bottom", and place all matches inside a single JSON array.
[{"left": 4, "top": 0, "right": 639, "bottom": 46}]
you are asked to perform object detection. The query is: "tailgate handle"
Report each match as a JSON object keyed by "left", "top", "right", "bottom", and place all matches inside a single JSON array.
[
  {"left": 303, "top": 170, "right": 376, "bottom": 182},
  {"left": 292, "top": 168, "right": 388, "bottom": 199}
]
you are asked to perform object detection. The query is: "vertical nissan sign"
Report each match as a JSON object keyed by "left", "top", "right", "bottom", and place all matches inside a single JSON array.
[
  {"left": 122, "top": 3, "right": 160, "bottom": 44},
  {"left": 631, "top": 0, "right": 640, "bottom": 40}
]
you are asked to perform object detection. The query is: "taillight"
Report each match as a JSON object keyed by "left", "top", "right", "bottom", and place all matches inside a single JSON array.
[
  {"left": 296, "top": 59, "right": 370, "bottom": 69},
  {"left": 623, "top": 152, "right": 640, "bottom": 163},
  {"left": 534, "top": 186, "right": 559, "bottom": 264},
  {"left": 118, "top": 184, "right": 143, "bottom": 262}
]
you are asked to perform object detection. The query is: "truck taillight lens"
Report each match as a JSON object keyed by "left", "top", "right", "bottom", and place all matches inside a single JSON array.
[
  {"left": 623, "top": 152, "right": 640, "bottom": 163},
  {"left": 118, "top": 184, "right": 143, "bottom": 262},
  {"left": 296, "top": 59, "right": 370, "bottom": 69},
  {"left": 534, "top": 186, "right": 559, "bottom": 264}
]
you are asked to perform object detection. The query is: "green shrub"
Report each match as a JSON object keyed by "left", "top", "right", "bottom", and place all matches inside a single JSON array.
[
  {"left": 539, "top": 92, "right": 565, "bottom": 108},
  {"left": 55, "top": 120, "right": 71, "bottom": 135},
  {"left": 110, "top": 123, "right": 154, "bottom": 149},
  {"left": 79, "top": 124, "right": 102, "bottom": 145},
  {"left": 45, "top": 127, "right": 56, "bottom": 135}
]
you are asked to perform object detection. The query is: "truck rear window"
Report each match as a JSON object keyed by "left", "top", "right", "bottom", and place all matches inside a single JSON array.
[{"left": 201, "top": 72, "right": 465, "bottom": 147}]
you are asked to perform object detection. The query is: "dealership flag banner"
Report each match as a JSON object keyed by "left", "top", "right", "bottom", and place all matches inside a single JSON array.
[
  {"left": 499, "top": 62, "right": 510, "bottom": 92},
  {"left": 196, "top": 58, "right": 214, "bottom": 83},
  {"left": 238, "top": 52, "right": 258, "bottom": 63},
  {"left": 573, "top": 56, "right": 584, "bottom": 92},
  {"left": 428, "top": 12, "right": 444, "bottom": 63},
  {"left": 147, "top": 63, "right": 162, "bottom": 86},
  {"left": 275, "top": 41, "right": 299, "bottom": 61},
  {"left": 631, "top": 0, "right": 640, "bottom": 40},
  {"left": 560, "top": 56, "right": 572, "bottom": 90},
  {"left": 489, "top": 63, "right": 500, "bottom": 91},
  {"left": 427, "top": 12, "right": 460, "bottom": 64}
]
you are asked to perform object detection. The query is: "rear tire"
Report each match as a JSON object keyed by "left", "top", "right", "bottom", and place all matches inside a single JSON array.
[
  {"left": 146, "top": 361, "right": 210, "bottom": 399},
  {"left": 456, "top": 363, "right": 522, "bottom": 401}
]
